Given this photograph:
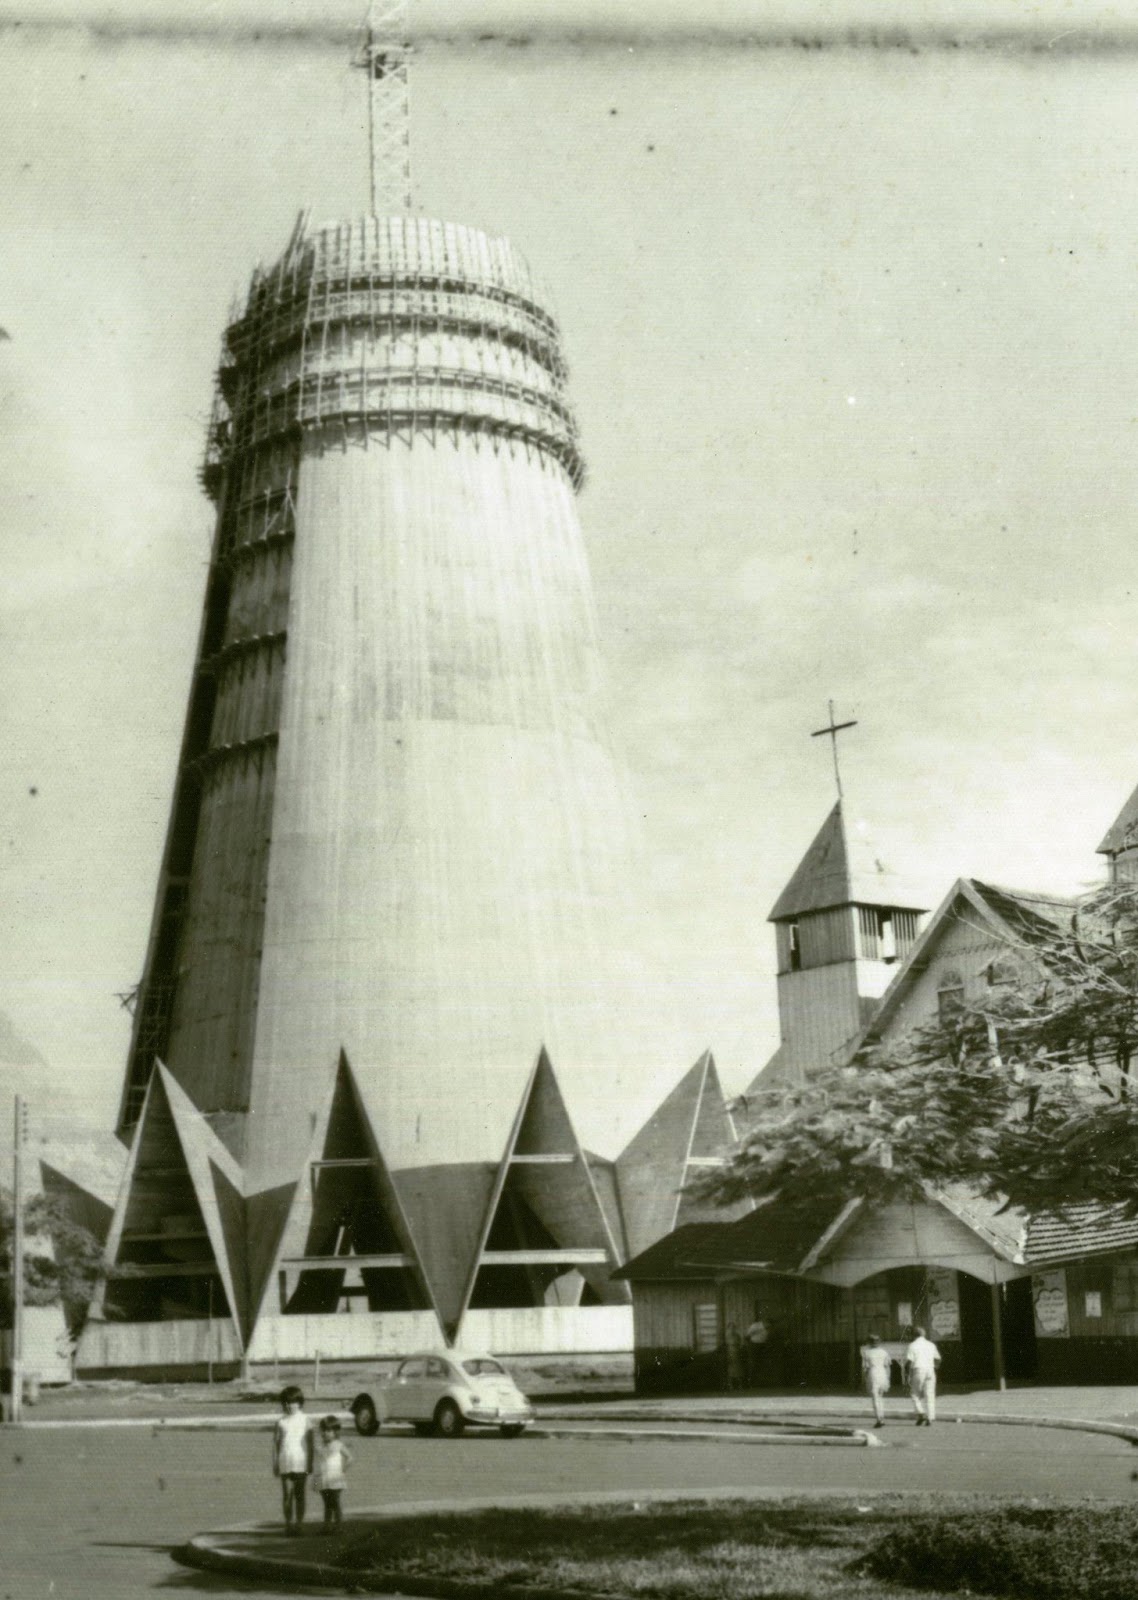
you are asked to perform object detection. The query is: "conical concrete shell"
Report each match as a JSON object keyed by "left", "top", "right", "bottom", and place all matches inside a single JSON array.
[{"left": 116, "top": 216, "right": 682, "bottom": 1341}]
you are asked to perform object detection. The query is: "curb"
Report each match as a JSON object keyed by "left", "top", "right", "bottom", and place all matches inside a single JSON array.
[
  {"left": 176, "top": 1486, "right": 896, "bottom": 1597},
  {"left": 15, "top": 1408, "right": 1138, "bottom": 1447},
  {"left": 541, "top": 1423, "right": 878, "bottom": 1447},
  {"left": 10, "top": 1414, "right": 873, "bottom": 1445},
  {"left": 541, "top": 1405, "right": 1138, "bottom": 1446},
  {"left": 944, "top": 1411, "right": 1138, "bottom": 1445}
]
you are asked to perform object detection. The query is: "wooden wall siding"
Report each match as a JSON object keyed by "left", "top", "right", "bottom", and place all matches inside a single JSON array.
[
  {"left": 632, "top": 1281, "right": 714, "bottom": 1354},
  {"left": 776, "top": 908, "right": 856, "bottom": 975},
  {"left": 635, "top": 1275, "right": 852, "bottom": 1357},
  {"left": 806, "top": 1197, "right": 1020, "bottom": 1288},
  {"left": 1059, "top": 1251, "right": 1138, "bottom": 1339},
  {"left": 776, "top": 962, "right": 864, "bottom": 1080},
  {"left": 870, "top": 903, "right": 1033, "bottom": 1053}
]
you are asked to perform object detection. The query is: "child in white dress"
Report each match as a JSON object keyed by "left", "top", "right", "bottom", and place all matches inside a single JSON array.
[
  {"left": 271, "top": 1386, "right": 313, "bottom": 1534},
  {"left": 315, "top": 1415, "right": 353, "bottom": 1531}
]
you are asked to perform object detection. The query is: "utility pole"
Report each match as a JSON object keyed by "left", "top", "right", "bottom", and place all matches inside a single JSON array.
[
  {"left": 10, "top": 1095, "right": 26, "bottom": 1424},
  {"left": 352, "top": 1, "right": 413, "bottom": 216}
]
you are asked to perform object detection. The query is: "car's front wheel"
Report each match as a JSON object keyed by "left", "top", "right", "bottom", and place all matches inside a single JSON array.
[
  {"left": 352, "top": 1394, "right": 380, "bottom": 1437},
  {"left": 434, "top": 1398, "right": 465, "bottom": 1438},
  {"left": 500, "top": 1423, "right": 526, "bottom": 1439}
]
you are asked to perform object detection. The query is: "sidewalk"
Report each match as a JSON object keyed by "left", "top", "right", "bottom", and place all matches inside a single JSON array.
[
  {"left": 15, "top": 1380, "right": 1138, "bottom": 1431},
  {"left": 539, "top": 1384, "right": 1138, "bottom": 1428}
]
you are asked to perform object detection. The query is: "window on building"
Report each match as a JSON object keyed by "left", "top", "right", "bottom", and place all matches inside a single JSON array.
[
  {"left": 858, "top": 906, "right": 917, "bottom": 963},
  {"left": 1112, "top": 1260, "right": 1138, "bottom": 1310},
  {"left": 788, "top": 920, "right": 802, "bottom": 972},
  {"left": 937, "top": 970, "right": 965, "bottom": 1025},
  {"left": 692, "top": 1302, "right": 720, "bottom": 1353}
]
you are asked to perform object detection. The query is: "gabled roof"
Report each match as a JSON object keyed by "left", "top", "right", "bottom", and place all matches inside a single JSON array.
[
  {"left": 1025, "top": 1202, "right": 1138, "bottom": 1264},
  {"left": 769, "top": 801, "right": 926, "bottom": 922},
  {"left": 930, "top": 1182, "right": 1027, "bottom": 1264},
  {"left": 1098, "top": 781, "right": 1138, "bottom": 857},
  {"left": 616, "top": 1184, "right": 1138, "bottom": 1287},
  {"left": 968, "top": 881, "right": 1075, "bottom": 942},
  {"left": 856, "top": 877, "right": 1074, "bottom": 1052},
  {"left": 615, "top": 1193, "right": 847, "bottom": 1281}
]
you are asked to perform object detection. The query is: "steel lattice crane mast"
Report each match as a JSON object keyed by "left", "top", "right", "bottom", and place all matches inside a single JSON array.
[{"left": 353, "top": 0, "right": 413, "bottom": 215}]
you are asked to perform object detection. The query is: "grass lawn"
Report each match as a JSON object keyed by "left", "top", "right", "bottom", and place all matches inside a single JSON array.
[{"left": 312, "top": 1495, "right": 1131, "bottom": 1599}]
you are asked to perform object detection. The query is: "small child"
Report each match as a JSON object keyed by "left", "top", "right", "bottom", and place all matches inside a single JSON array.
[
  {"left": 315, "top": 1415, "right": 353, "bottom": 1532},
  {"left": 271, "top": 1385, "right": 313, "bottom": 1534}
]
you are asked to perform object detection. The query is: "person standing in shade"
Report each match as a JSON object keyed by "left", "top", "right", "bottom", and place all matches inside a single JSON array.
[
  {"left": 725, "top": 1322, "right": 745, "bottom": 1391},
  {"left": 272, "top": 1385, "right": 314, "bottom": 1534},
  {"left": 860, "top": 1333, "right": 891, "bottom": 1427},
  {"left": 745, "top": 1312, "right": 770, "bottom": 1386},
  {"left": 904, "top": 1325, "right": 941, "bottom": 1426}
]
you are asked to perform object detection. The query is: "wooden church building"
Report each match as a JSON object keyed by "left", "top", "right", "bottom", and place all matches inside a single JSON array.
[{"left": 619, "top": 790, "right": 1138, "bottom": 1393}]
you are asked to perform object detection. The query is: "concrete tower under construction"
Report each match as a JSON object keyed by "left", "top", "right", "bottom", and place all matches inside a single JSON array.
[{"left": 80, "top": 7, "right": 741, "bottom": 1375}]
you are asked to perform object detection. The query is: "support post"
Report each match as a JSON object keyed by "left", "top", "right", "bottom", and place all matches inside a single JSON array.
[
  {"left": 10, "top": 1095, "right": 26, "bottom": 1425},
  {"left": 990, "top": 1278, "right": 1007, "bottom": 1392},
  {"left": 848, "top": 1286, "right": 860, "bottom": 1391}
]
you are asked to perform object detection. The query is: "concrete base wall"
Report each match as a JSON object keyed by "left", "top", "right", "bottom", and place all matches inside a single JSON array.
[
  {"left": 460, "top": 1305, "right": 633, "bottom": 1354},
  {"left": 246, "top": 1311, "right": 442, "bottom": 1363},
  {"left": 0, "top": 1306, "right": 73, "bottom": 1385},
  {"left": 76, "top": 1317, "right": 241, "bottom": 1377}
]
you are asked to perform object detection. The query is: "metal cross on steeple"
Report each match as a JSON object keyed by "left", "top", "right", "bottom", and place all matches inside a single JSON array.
[
  {"left": 353, "top": 1, "right": 413, "bottom": 216},
  {"left": 810, "top": 700, "right": 858, "bottom": 800}
]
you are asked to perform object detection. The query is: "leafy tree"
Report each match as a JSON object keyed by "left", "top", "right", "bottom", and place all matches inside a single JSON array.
[
  {"left": 0, "top": 1188, "right": 111, "bottom": 1332},
  {"left": 705, "top": 882, "right": 1138, "bottom": 1220}
]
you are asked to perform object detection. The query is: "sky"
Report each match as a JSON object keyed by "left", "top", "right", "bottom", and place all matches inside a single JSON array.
[{"left": 4, "top": 1, "right": 1138, "bottom": 1129}]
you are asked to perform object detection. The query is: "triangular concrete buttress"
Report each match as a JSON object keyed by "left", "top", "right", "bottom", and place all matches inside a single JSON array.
[
  {"left": 615, "top": 1051, "right": 744, "bottom": 1260},
  {"left": 80, "top": 1063, "right": 244, "bottom": 1344},
  {"left": 674, "top": 1054, "right": 752, "bottom": 1230},
  {"left": 457, "top": 1047, "right": 629, "bottom": 1332},
  {"left": 251, "top": 1051, "right": 443, "bottom": 1336}
]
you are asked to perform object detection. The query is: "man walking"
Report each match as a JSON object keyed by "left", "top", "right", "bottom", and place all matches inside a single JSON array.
[
  {"left": 903, "top": 1325, "right": 941, "bottom": 1426},
  {"left": 860, "top": 1333, "right": 891, "bottom": 1427}
]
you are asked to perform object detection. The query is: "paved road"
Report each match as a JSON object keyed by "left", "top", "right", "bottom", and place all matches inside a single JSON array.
[{"left": 3, "top": 1421, "right": 1136, "bottom": 1599}]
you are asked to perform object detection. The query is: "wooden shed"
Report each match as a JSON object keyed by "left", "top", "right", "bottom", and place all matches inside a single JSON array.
[{"left": 616, "top": 1187, "right": 1138, "bottom": 1394}]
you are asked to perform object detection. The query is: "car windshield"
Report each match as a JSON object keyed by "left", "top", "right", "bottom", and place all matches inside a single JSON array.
[{"left": 460, "top": 1358, "right": 507, "bottom": 1378}]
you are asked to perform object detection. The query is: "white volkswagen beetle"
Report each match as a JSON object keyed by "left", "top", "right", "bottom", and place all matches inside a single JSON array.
[{"left": 350, "top": 1351, "right": 534, "bottom": 1439}]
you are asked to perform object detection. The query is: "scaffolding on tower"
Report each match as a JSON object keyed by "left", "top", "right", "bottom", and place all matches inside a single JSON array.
[{"left": 354, "top": 1, "right": 413, "bottom": 216}]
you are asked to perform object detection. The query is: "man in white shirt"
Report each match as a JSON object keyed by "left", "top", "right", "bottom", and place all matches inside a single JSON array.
[{"left": 903, "top": 1325, "right": 941, "bottom": 1426}]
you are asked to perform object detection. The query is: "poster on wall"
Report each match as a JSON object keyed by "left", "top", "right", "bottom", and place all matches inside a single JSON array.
[
  {"left": 927, "top": 1268, "right": 960, "bottom": 1340},
  {"left": 1032, "top": 1269, "right": 1070, "bottom": 1337}
]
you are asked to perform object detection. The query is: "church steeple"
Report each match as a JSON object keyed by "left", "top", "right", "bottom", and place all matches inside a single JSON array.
[{"left": 753, "top": 800, "right": 928, "bottom": 1091}]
